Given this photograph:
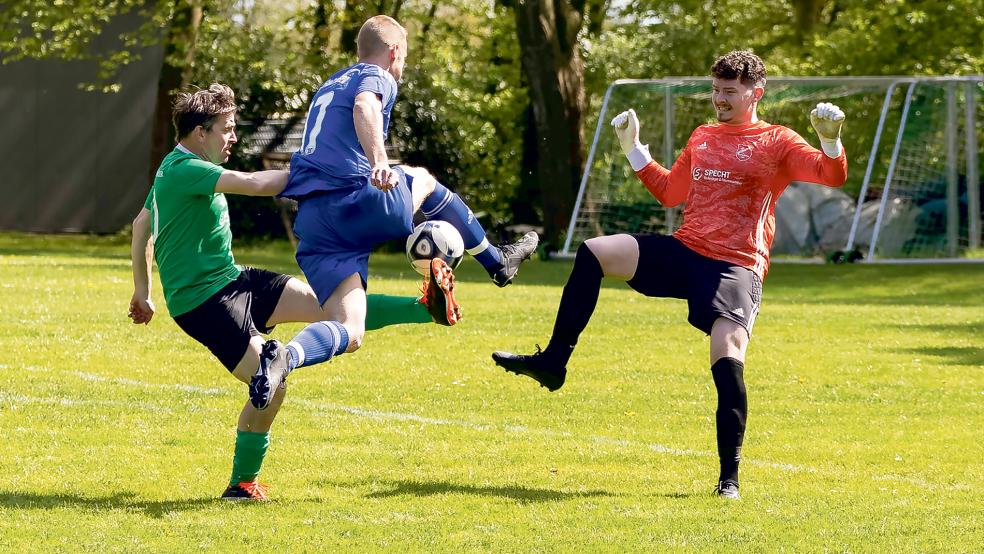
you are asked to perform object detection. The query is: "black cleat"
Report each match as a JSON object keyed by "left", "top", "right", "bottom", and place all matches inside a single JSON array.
[
  {"left": 491, "top": 345, "right": 567, "bottom": 391},
  {"left": 714, "top": 479, "right": 740, "bottom": 500},
  {"left": 491, "top": 231, "right": 539, "bottom": 287},
  {"left": 249, "top": 339, "right": 289, "bottom": 411}
]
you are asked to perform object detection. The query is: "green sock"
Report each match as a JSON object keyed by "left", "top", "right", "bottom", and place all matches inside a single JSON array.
[
  {"left": 229, "top": 430, "right": 270, "bottom": 486},
  {"left": 365, "top": 294, "right": 432, "bottom": 330}
]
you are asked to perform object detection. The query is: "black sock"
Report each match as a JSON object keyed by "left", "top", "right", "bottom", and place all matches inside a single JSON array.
[
  {"left": 545, "top": 242, "right": 603, "bottom": 366},
  {"left": 711, "top": 357, "right": 747, "bottom": 483}
]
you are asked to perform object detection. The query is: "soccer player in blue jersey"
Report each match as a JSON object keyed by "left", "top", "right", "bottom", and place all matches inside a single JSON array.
[{"left": 247, "top": 15, "right": 539, "bottom": 410}]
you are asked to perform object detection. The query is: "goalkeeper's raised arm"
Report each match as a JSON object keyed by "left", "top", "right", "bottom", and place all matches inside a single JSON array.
[
  {"left": 610, "top": 108, "right": 692, "bottom": 207},
  {"left": 810, "top": 102, "right": 846, "bottom": 158},
  {"left": 780, "top": 101, "right": 848, "bottom": 187}
]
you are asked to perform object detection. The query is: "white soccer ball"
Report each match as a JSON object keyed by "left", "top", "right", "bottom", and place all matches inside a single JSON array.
[{"left": 406, "top": 220, "right": 465, "bottom": 276}]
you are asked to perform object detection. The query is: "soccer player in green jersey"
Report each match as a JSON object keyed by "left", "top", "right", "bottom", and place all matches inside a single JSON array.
[{"left": 129, "top": 83, "right": 457, "bottom": 501}]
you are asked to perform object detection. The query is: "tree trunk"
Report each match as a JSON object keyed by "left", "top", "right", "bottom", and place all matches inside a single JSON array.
[
  {"left": 148, "top": 0, "right": 202, "bottom": 185},
  {"left": 511, "top": 0, "right": 587, "bottom": 248},
  {"left": 791, "top": 0, "right": 826, "bottom": 40}
]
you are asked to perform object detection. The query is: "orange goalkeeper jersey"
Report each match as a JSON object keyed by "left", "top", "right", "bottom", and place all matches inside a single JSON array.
[{"left": 635, "top": 120, "right": 847, "bottom": 278}]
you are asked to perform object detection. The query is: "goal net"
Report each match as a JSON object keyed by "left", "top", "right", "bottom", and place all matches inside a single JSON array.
[{"left": 562, "top": 77, "right": 984, "bottom": 262}]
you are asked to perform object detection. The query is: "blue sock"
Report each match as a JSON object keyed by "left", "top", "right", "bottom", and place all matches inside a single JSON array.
[
  {"left": 421, "top": 182, "right": 502, "bottom": 271},
  {"left": 285, "top": 321, "right": 350, "bottom": 370}
]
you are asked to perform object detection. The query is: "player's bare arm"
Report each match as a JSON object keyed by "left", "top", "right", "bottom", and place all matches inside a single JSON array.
[
  {"left": 128, "top": 207, "right": 156, "bottom": 325},
  {"left": 214, "top": 169, "right": 289, "bottom": 196},
  {"left": 353, "top": 90, "right": 397, "bottom": 191}
]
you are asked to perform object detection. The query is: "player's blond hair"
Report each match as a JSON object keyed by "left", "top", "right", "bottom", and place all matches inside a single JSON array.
[
  {"left": 172, "top": 83, "right": 236, "bottom": 139},
  {"left": 356, "top": 15, "right": 407, "bottom": 59}
]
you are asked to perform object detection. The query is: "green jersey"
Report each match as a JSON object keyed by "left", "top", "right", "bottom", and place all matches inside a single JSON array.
[{"left": 144, "top": 145, "right": 241, "bottom": 316}]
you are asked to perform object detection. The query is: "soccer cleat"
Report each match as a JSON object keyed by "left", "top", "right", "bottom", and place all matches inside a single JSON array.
[
  {"left": 419, "top": 258, "right": 462, "bottom": 326},
  {"left": 221, "top": 481, "right": 271, "bottom": 501},
  {"left": 249, "top": 339, "right": 289, "bottom": 411},
  {"left": 491, "top": 345, "right": 567, "bottom": 392},
  {"left": 491, "top": 231, "right": 540, "bottom": 287},
  {"left": 714, "top": 479, "right": 741, "bottom": 500}
]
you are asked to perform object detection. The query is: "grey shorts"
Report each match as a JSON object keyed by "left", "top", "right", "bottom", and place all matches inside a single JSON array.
[{"left": 626, "top": 234, "right": 762, "bottom": 336}]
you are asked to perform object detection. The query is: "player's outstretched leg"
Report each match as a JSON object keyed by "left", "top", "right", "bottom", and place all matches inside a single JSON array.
[
  {"left": 492, "top": 241, "right": 605, "bottom": 390},
  {"left": 419, "top": 180, "right": 538, "bottom": 287},
  {"left": 418, "top": 258, "right": 461, "bottom": 326}
]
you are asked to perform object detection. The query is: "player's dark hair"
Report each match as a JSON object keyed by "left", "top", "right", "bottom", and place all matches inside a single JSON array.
[
  {"left": 172, "top": 83, "right": 237, "bottom": 139},
  {"left": 710, "top": 51, "right": 767, "bottom": 87}
]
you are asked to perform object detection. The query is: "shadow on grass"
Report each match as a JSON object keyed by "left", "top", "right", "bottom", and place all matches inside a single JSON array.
[
  {"left": 0, "top": 490, "right": 216, "bottom": 518},
  {"left": 907, "top": 321, "right": 984, "bottom": 337},
  {"left": 900, "top": 346, "right": 984, "bottom": 367},
  {"left": 364, "top": 479, "right": 613, "bottom": 503}
]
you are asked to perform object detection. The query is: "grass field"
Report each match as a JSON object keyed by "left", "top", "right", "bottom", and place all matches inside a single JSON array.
[{"left": 1, "top": 233, "right": 982, "bottom": 552}]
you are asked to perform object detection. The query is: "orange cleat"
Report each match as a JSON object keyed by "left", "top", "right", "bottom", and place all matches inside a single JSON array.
[
  {"left": 221, "top": 481, "right": 271, "bottom": 501},
  {"left": 419, "top": 258, "right": 462, "bottom": 326}
]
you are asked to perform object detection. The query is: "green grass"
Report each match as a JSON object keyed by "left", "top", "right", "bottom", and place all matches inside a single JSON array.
[{"left": 1, "top": 232, "right": 982, "bottom": 552}]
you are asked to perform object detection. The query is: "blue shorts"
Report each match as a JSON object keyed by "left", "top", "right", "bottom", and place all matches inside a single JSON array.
[{"left": 293, "top": 166, "right": 414, "bottom": 305}]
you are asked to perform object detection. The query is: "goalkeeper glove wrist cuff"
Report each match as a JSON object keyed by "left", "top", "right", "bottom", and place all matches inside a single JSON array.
[
  {"left": 819, "top": 138, "right": 843, "bottom": 158},
  {"left": 626, "top": 143, "right": 652, "bottom": 172}
]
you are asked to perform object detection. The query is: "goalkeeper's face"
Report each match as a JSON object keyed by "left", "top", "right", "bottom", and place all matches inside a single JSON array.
[{"left": 711, "top": 78, "right": 763, "bottom": 124}]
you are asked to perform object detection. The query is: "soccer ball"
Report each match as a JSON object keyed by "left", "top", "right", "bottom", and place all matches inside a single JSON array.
[{"left": 406, "top": 220, "right": 465, "bottom": 276}]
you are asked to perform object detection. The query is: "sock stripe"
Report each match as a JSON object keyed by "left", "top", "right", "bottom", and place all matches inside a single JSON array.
[
  {"left": 422, "top": 191, "right": 454, "bottom": 218},
  {"left": 287, "top": 341, "right": 305, "bottom": 367},
  {"left": 322, "top": 321, "right": 342, "bottom": 356},
  {"left": 466, "top": 237, "right": 490, "bottom": 256}
]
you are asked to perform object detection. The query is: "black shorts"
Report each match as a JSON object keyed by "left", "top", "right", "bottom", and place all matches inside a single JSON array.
[
  {"left": 626, "top": 234, "right": 762, "bottom": 336},
  {"left": 172, "top": 267, "right": 292, "bottom": 371}
]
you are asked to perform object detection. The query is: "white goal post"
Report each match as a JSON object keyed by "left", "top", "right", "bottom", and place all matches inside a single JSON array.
[{"left": 562, "top": 76, "right": 984, "bottom": 263}]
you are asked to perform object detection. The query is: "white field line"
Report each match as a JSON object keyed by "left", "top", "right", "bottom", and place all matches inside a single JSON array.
[
  {"left": 58, "top": 371, "right": 805, "bottom": 474},
  {"left": 14, "top": 370, "right": 964, "bottom": 489},
  {"left": 292, "top": 397, "right": 802, "bottom": 473},
  {"left": 0, "top": 391, "right": 170, "bottom": 414},
  {"left": 72, "top": 371, "right": 223, "bottom": 396}
]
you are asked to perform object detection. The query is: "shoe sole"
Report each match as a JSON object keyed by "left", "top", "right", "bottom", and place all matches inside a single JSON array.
[
  {"left": 249, "top": 342, "right": 283, "bottom": 410},
  {"left": 430, "top": 259, "right": 462, "bottom": 325}
]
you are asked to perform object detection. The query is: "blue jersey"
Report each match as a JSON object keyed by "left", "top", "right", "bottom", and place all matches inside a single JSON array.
[{"left": 281, "top": 63, "right": 398, "bottom": 198}]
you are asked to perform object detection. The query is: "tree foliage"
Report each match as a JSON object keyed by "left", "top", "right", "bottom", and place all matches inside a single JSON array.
[{"left": 2, "top": 0, "right": 981, "bottom": 241}]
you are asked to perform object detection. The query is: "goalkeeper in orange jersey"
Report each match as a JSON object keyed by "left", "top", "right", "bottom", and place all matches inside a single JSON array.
[{"left": 492, "top": 50, "right": 847, "bottom": 499}]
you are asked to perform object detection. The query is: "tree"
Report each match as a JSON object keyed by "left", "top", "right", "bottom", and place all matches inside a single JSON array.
[
  {"left": 149, "top": 1, "right": 202, "bottom": 185},
  {"left": 503, "top": 0, "right": 606, "bottom": 248}
]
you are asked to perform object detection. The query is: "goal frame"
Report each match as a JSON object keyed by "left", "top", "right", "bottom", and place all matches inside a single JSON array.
[{"left": 562, "top": 76, "right": 984, "bottom": 263}]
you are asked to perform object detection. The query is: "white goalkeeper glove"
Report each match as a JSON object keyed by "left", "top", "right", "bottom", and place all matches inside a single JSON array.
[
  {"left": 810, "top": 102, "right": 846, "bottom": 158},
  {"left": 611, "top": 109, "right": 652, "bottom": 171}
]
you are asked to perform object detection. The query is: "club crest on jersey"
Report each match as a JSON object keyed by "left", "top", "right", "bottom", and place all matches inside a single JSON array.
[{"left": 735, "top": 144, "right": 754, "bottom": 161}]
